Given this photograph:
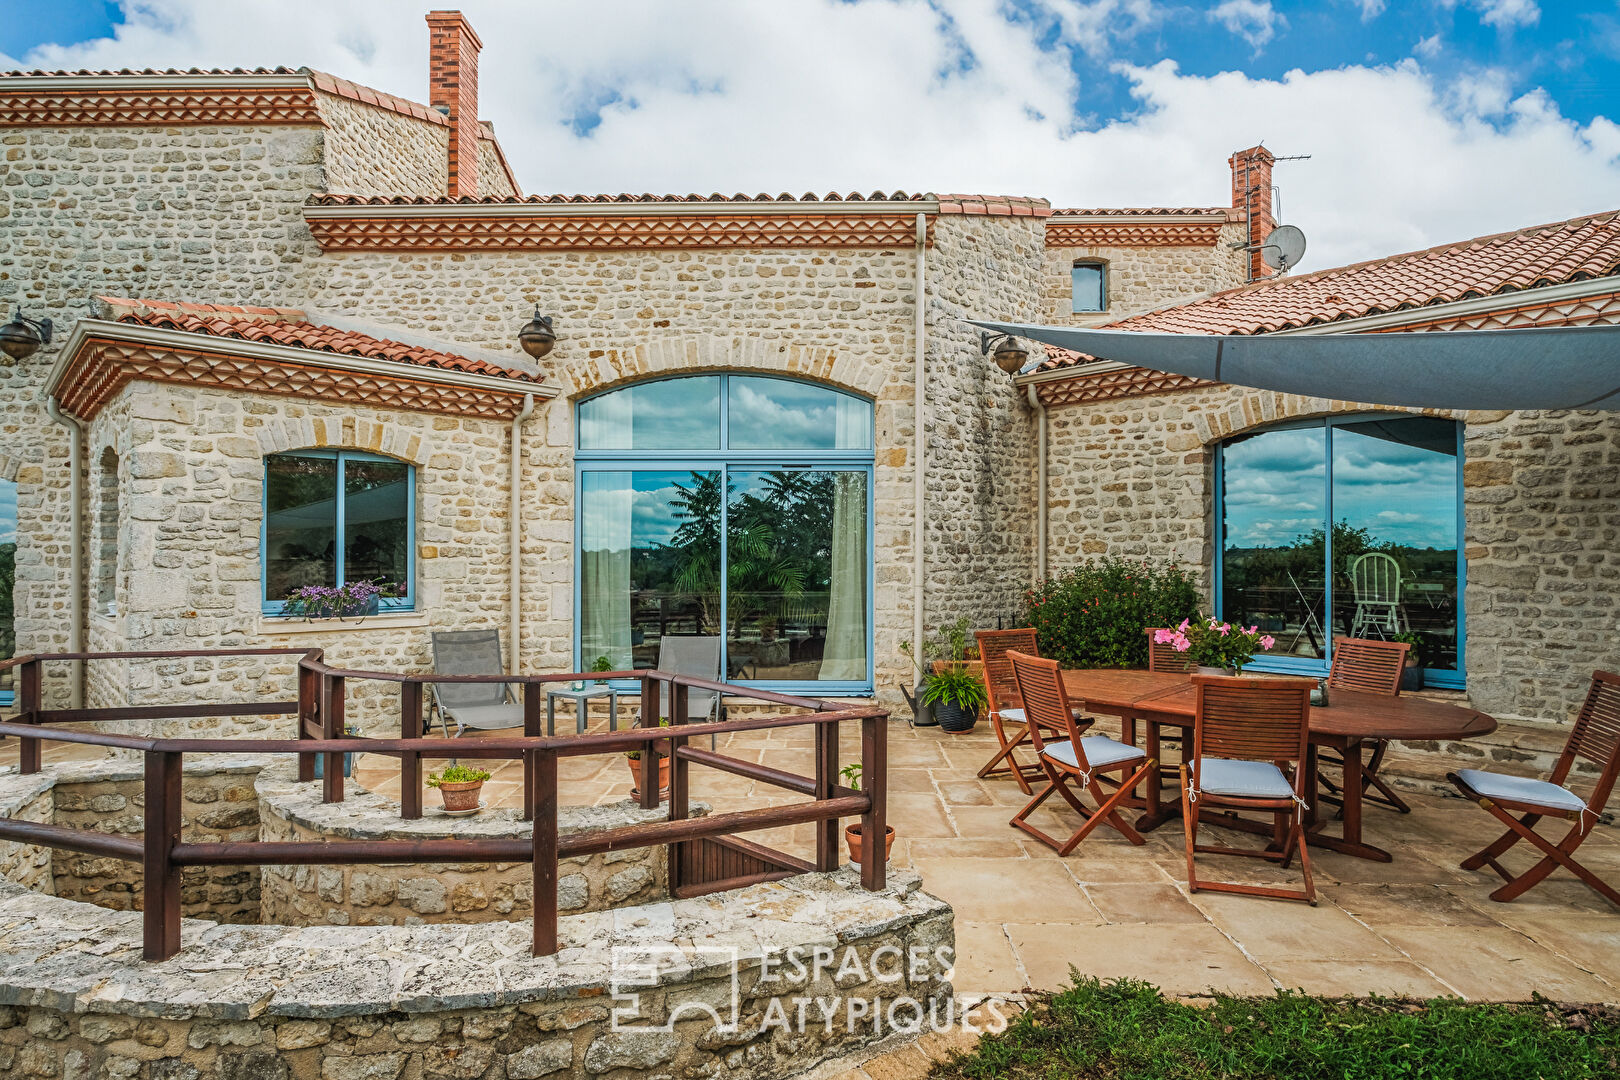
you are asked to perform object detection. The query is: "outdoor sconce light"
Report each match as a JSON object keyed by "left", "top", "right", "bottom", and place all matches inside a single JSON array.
[
  {"left": 518, "top": 306, "right": 556, "bottom": 360},
  {"left": 0, "top": 308, "right": 53, "bottom": 362},
  {"left": 980, "top": 331, "right": 1028, "bottom": 374}
]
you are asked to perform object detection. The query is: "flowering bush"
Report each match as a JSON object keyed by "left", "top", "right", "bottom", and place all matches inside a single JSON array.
[
  {"left": 1155, "top": 617, "right": 1275, "bottom": 671},
  {"left": 1023, "top": 558, "right": 1200, "bottom": 669},
  {"left": 282, "top": 579, "right": 403, "bottom": 620}
]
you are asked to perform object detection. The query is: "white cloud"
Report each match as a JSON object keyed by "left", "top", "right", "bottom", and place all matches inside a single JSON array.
[
  {"left": 1413, "top": 34, "right": 1443, "bottom": 58},
  {"left": 1207, "top": 0, "right": 1283, "bottom": 50},
  {"left": 1355, "top": 0, "right": 1387, "bottom": 20},
  {"left": 1471, "top": 0, "right": 1540, "bottom": 30},
  {"left": 2, "top": 0, "right": 1616, "bottom": 272}
]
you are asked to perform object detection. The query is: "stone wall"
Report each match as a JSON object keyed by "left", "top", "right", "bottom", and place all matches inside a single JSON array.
[
  {"left": 0, "top": 869, "right": 954, "bottom": 1080},
  {"left": 477, "top": 136, "right": 519, "bottom": 198},
  {"left": 0, "top": 775, "right": 53, "bottom": 896},
  {"left": 257, "top": 761, "right": 685, "bottom": 925},
  {"left": 317, "top": 92, "right": 450, "bottom": 198},
  {"left": 1041, "top": 384, "right": 1620, "bottom": 725},
  {"left": 1042, "top": 223, "right": 1248, "bottom": 325}
]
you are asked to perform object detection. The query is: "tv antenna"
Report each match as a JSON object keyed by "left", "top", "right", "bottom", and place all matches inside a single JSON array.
[{"left": 1231, "top": 151, "right": 1311, "bottom": 280}]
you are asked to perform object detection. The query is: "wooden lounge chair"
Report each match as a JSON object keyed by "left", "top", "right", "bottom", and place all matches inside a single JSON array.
[
  {"left": 1448, "top": 670, "right": 1620, "bottom": 909},
  {"left": 1181, "top": 674, "right": 1319, "bottom": 904},
  {"left": 975, "top": 628, "right": 1042, "bottom": 793},
  {"left": 1318, "top": 637, "right": 1412, "bottom": 814},
  {"left": 1007, "top": 650, "right": 1155, "bottom": 856},
  {"left": 428, "top": 629, "right": 524, "bottom": 736},
  {"left": 1145, "top": 627, "right": 1197, "bottom": 674}
]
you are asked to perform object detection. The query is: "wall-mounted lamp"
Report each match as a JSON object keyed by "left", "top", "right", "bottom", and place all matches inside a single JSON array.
[
  {"left": 980, "top": 331, "right": 1028, "bottom": 374},
  {"left": 517, "top": 306, "right": 556, "bottom": 360},
  {"left": 0, "top": 308, "right": 52, "bottom": 362}
]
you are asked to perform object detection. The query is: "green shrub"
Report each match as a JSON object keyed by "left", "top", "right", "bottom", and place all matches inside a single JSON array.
[{"left": 1023, "top": 558, "right": 1200, "bottom": 669}]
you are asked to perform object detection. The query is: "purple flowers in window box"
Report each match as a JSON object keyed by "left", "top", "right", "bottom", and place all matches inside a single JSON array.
[{"left": 283, "top": 580, "right": 404, "bottom": 621}]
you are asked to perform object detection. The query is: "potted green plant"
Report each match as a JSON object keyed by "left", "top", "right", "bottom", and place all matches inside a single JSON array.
[
  {"left": 1391, "top": 631, "right": 1425, "bottom": 691},
  {"left": 903, "top": 616, "right": 986, "bottom": 733},
  {"left": 282, "top": 579, "right": 403, "bottom": 620},
  {"left": 426, "top": 762, "right": 491, "bottom": 813},
  {"left": 1153, "top": 618, "right": 1275, "bottom": 675},
  {"left": 626, "top": 717, "right": 671, "bottom": 799},
  {"left": 839, "top": 764, "right": 894, "bottom": 866},
  {"left": 590, "top": 654, "right": 615, "bottom": 686}
]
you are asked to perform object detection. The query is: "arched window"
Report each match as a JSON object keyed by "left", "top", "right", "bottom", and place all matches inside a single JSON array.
[
  {"left": 1071, "top": 260, "right": 1107, "bottom": 313},
  {"left": 95, "top": 448, "right": 118, "bottom": 616},
  {"left": 0, "top": 476, "right": 14, "bottom": 705},
  {"left": 261, "top": 450, "right": 415, "bottom": 614},
  {"left": 576, "top": 375, "right": 873, "bottom": 692},
  {"left": 1216, "top": 414, "right": 1464, "bottom": 687}
]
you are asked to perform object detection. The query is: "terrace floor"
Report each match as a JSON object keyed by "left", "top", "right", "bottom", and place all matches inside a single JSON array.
[{"left": 355, "top": 710, "right": 1620, "bottom": 1004}]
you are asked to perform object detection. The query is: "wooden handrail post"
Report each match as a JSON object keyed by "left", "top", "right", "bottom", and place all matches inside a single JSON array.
[
  {"left": 639, "top": 674, "right": 660, "bottom": 810},
  {"left": 521, "top": 683, "right": 541, "bottom": 823},
  {"left": 321, "top": 674, "right": 345, "bottom": 804},
  {"left": 296, "top": 661, "right": 318, "bottom": 783},
  {"left": 859, "top": 713, "right": 887, "bottom": 891},
  {"left": 530, "top": 748, "right": 559, "bottom": 957},
  {"left": 667, "top": 682, "right": 690, "bottom": 894},
  {"left": 400, "top": 681, "right": 423, "bottom": 819},
  {"left": 17, "top": 658, "right": 41, "bottom": 774},
  {"left": 143, "top": 749, "right": 183, "bottom": 961},
  {"left": 815, "top": 711, "right": 840, "bottom": 872}
]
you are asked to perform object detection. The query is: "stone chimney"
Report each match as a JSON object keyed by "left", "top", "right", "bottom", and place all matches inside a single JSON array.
[
  {"left": 426, "top": 10, "right": 482, "bottom": 199},
  {"left": 1229, "top": 145, "right": 1275, "bottom": 280}
]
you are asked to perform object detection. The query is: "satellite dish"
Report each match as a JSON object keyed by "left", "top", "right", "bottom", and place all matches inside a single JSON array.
[{"left": 1267, "top": 224, "right": 1307, "bottom": 271}]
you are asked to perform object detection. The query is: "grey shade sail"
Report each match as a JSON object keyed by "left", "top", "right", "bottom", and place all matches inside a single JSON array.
[{"left": 972, "top": 321, "right": 1620, "bottom": 411}]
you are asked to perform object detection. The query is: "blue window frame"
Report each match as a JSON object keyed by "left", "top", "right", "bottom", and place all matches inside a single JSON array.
[
  {"left": 1214, "top": 413, "right": 1465, "bottom": 689},
  {"left": 1071, "top": 261, "right": 1106, "bottom": 313},
  {"left": 575, "top": 374, "right": 875, "bottom": 696},
  {"left": 260, "top": 450, "right": 415, "bottom": 615}
]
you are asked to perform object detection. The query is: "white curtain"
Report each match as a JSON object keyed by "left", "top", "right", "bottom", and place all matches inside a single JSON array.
[
  {"left": 580, "top": 471, "right": 633, "bottom": 669},
  {"left": 820, "top": 394, "right": 869, "bottom": 680}
]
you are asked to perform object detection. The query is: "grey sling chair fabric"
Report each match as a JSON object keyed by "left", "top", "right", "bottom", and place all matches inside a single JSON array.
[
  {"left": 638, "top": 635, "right": 722, "bottom": 749},
  {"left": 429, "top": 629, "right": 526, "bottom": 736}
]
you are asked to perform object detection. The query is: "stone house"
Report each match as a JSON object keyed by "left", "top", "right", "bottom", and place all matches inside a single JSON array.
[{"left": 1, "top": 11, "right": 1615, "bottom": 776}]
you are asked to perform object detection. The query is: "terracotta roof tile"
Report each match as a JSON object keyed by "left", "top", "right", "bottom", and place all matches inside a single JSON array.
[
  {"left": 99, "top": 296, "right": 535, "bottom": 382},
  {"left": 1046, "top": 206, "right": 1233, "bottom": 217},
  {"left": 307, "top": 191, "right": 1051, "bottom": 214},
  {"left": 1036, "top": 208, "right": 1620, "bottom": 371},
  {"left": 0, "top": 67, "right": 303, "bottom": 78}
]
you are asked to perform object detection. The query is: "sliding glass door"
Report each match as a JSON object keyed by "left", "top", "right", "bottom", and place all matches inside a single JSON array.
[{"left": 1217, "top": 414, "right": 1464, "bottom": 687}]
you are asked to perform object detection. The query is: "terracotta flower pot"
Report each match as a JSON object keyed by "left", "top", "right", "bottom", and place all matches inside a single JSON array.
[
  {"left": 844, "top": 823, "right": 895, "bottom": 866},
  {"left": 627, "top": 755, "right": 671, "bottom": 799},
  {"left": 436, "top": 779, "right": 483, "bottom": 813}
]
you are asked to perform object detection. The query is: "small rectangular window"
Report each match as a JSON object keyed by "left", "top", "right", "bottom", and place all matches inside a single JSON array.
[
  {"left": 263, "top": 451, "right": 414, "bottom": 614},
  {"left": 1071, "top": 263, "right": 1106, "bottom": 313}
]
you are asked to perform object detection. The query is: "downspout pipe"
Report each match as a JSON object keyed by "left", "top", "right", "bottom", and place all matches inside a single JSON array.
[
  {"left": 1026, "top": 384, "right": 1047, "bottom": 584},
  {"left": 912, "top": 213, "right": 927, "bottom": 672},
  {"left": 509, "top": 393, "right": 535, "bottom": 677},
  {"left": 44, "top": 396, "right": 85, "bottom": 709}
]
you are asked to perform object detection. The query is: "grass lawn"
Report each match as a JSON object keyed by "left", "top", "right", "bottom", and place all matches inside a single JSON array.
[{"left": 936, "top": 978, "right": 1620, "bottom": 1080}]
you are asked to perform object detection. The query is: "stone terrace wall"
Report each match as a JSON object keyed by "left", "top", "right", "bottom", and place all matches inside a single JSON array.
[
  {"left": 0, "top": 122, "right": 330, "bottom": 705},
  {"left": 0, "top": 869, "right": 954, "bottom": 1080},
  {"left": 0, "top": 775, "right": 52, "bottom": 896},
  {"left": 1042, "top": 222, "right": 1248, "bottom": 325},
  {"left": 304, "top": 242, "right": 928, "bottom": 700},
  {"left": 1041, "top": 384, "right": 1620, "bottom": 725},
  {"left": 257, "top": 762, "right": 686, "bottom": 925},
  {"left": 317, "top": 92, "right": 449, "bottom": 197}
]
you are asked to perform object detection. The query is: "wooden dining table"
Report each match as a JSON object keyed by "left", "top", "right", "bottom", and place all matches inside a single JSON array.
[{"left": 1062, "top": 668, "right": 1497, "bottom": 862}]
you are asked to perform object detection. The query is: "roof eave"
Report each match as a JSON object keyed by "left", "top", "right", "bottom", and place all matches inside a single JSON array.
[
  {"left": 4, "top": 71, "right": 314, "bottom": 91},
  {"left": 303, "top": 198, "right": 943, "bottom": 219}
]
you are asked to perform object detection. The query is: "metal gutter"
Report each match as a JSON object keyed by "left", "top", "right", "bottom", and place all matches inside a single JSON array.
[
  {"left": 1026, "top": 384, "right": 1047, "bottom": 583},
  {"left": 912, "top": 213, "right": 927, "bottom": 671},
  {"left": 509, "top": 394, "right": 536, "bottom": 677},
  {"left": 47, "top": 319, "right": 561, "bottom": 404}
]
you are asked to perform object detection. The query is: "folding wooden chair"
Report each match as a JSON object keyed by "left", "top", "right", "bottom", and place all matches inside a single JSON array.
[
  {"left": 1317, "top": 637, "right": 1411, "bottom": 814},
  {"left": 1448, "top": 670, "right": 1620, "bottom": 909},
  {"left": 1145, "top": 628, "right": 1197, "bottom": 674},
  {"left": 1182, "top": 674, "right": 1319, "bottom": 904},
  {"left": 1007, "top": 650, "right": 1155, "bottom": 856},
  {"left": 975, "top": 629, "right": 1042, "bottom": 794}
]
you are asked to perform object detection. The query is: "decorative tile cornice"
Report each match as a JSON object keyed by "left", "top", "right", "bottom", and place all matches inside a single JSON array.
[
  {"left": 51, "top": 321, "right": 552, "bottom": 422},
  {"left": 1037, "top": 366, "right": 1210, "bottom": 406},
  {"left": 1045, "top": 212, "right": 1229, "bottom": 248},
  {"left": 302, "top": 202, "right": 938, "bottom": 251}
]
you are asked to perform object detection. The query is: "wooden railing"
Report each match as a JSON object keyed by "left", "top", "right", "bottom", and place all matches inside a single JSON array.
[{"left": 0, "top": 649, "right": 887, "bottom": 962}]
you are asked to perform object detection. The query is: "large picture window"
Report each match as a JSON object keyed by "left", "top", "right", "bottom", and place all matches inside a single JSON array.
[
  {"left": 262, "top": 450, "right": 414, "bottom": 614},
  {"left": 1216, "top": 414, "right": 1464, "bottom": 687},
  {"left": 576, "top": 375, "right": 873, "bottom": 692}
]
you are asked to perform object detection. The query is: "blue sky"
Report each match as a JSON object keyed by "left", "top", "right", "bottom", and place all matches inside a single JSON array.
[{"left": 4, "top": 1, "right": 1618, "bottom": 271}]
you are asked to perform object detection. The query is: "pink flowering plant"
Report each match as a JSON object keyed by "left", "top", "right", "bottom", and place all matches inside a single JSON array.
[
  {"left": 1154, "top": 617, "right": 1276, "bottom": 671},
  {"left": 283, "top": 579, "right": 403, "bottom": 620}
]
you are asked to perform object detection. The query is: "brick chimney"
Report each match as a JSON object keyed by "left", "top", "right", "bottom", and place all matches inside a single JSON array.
[
  {"left": 1229, "top": 145, "right": 1275, "bottom": 280},
  {"left": 426, "top": 10, "right": 482, "bottom": 199}
]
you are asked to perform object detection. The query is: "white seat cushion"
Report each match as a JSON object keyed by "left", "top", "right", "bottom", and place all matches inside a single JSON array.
[
  {"left": 1196, "top": 758, "right": 1294, "bottom": 799},
  {"left": 1455, "top": 769, "right": 1588, "bottom": 814},
  {"left": 996, "top": 706, "right": 1085, "bottom": 724},
  {"left": 1042, "top": 736, "right": 1146, "bottom": 771}
]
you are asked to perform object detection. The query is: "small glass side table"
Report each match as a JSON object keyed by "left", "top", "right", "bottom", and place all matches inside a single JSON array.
[{"left": 545, "top": 682, "right": 620, "bottom": 734}]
